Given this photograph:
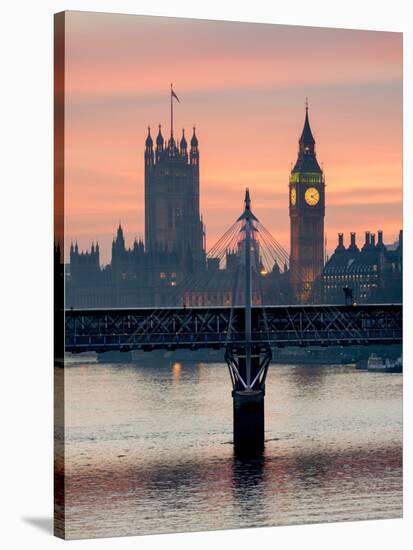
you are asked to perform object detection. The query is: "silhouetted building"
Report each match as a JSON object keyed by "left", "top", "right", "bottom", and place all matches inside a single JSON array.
[
  {"left": 67, "top": 103, "right": 207, "bottom": 308},
  {"left": 67, "top": 223, "right": 188, "bottom": 307},
  {"left": 145, "top": 124, "right": 205, "bottom": 273},
  {"left": 183, "top": 248, "right": 292, "bottom": 307},
  {"left": 322, "top": 230, "right": 402, "bottom": 304},
  {"left": 66, "top": 99, "right": 401, "bottom": 309},
  {"left": 70, "top": 241, "right": 100, "bottom": 284},
  {"left": 289, "top": 102, "right": 325, "bottom": 303}
]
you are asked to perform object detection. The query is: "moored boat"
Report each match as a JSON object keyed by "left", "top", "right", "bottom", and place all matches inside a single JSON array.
[{"left": 367, "top": 354, "right": 402, "bottom": 373}]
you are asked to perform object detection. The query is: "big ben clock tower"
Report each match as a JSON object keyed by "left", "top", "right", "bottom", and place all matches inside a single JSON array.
[{"left": 289, "top": 102, "right": 325, "bottom": 303}]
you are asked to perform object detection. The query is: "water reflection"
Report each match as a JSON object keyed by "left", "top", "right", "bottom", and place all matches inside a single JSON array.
[
  {"left": 231, "top": 454, "right": 266, "bottom": 523},
  {"left": 289, "top": 365, "right": 328, "bottom": 395},
  {"left": 172, "top": 362, "right": 182, "bottom": 384},
  {"left": 293, "top": 451, "right": 331, "bottom": 489},
  {"left": 61, "top": 360, "right": 402, "bottom": 539}
]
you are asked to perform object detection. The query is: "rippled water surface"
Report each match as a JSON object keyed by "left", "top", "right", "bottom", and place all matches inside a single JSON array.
[{"left": 60, "top": 360, "right": 402, "bottom": 539}]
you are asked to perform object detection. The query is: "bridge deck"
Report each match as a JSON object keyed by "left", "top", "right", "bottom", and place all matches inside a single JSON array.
[{"left": 64, "top": 304, "right": 402, "bottom": 353}]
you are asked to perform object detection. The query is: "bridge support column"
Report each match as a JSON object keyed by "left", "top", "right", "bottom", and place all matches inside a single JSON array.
[
  {"left": 233, "top": 388, "right": 265, "bottom": 455},
  {"left": 226, "top": 346, "right": 271, "bottom": 457}
]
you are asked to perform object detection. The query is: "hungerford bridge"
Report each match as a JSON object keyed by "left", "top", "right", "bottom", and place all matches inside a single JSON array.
[{"left": 64, "top": 190, "right": 402, "bottom": 455}]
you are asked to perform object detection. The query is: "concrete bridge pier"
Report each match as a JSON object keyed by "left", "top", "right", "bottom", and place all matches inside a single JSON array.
[{"left": 233, "top": 388, "right": 265, "bottom": 456}]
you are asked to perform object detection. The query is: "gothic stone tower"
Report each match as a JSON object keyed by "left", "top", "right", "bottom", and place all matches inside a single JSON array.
[
  {"left": 144, "top": 123, "right": 205, "bottom": 274},
  {"left": 289, "top": 104, "right": 325, "bottom": 303}
]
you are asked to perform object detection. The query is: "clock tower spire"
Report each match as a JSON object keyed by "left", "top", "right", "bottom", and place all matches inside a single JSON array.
[{"left": 289, "top": 102, "right": 325, "bottom": 303}]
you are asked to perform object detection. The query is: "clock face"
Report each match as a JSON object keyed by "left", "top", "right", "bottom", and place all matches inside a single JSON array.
[
  {"left": 290, "top": 187, "right": 296, "bottom": 206},
  {"left": 304, "top": 187, "right": 320, "bottom": 206}
]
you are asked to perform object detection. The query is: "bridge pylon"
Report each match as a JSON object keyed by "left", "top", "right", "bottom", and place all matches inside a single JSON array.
[
  {"left": 225, "top": 343, "right": 271, "bottom": 456},
  {"left": 225, "top": 188, "right": 272, "bottom": 456}
]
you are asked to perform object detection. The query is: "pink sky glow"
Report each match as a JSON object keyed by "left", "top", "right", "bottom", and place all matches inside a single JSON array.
[{"left": 63, "top": 12, "right": 403, "bottom": 264}]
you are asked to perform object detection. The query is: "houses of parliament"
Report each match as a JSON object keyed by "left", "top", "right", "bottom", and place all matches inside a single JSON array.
[{"left": 65, "top": 102, "right": 402, "bottom": 308}]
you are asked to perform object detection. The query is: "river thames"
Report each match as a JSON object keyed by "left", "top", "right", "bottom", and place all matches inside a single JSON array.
[{"left": 56, "top": 359, "right": 402, "bottom": 539}]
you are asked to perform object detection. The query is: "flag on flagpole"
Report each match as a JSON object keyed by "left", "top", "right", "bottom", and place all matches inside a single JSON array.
[{"left": 171, "top": 88, "right": 180, "bottom": 103}]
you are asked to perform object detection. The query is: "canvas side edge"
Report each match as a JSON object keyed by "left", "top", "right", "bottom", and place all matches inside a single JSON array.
[{"left": 53, "top": 10, "right": 66, "bottom": 541}]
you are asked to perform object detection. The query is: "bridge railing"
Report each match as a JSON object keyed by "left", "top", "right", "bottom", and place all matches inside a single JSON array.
[{"left": 64, "top": 304, "right": 402, "bottom": 353}]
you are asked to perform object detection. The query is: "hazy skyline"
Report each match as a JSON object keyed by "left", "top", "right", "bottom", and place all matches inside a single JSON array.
[{"left": 64, "top": 11, "right": 402, "bottom": 264}]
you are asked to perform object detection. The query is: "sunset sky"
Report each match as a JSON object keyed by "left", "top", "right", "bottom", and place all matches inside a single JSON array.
[{"left": 63, "top": 11, "right": 402, "bottom": 264}]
